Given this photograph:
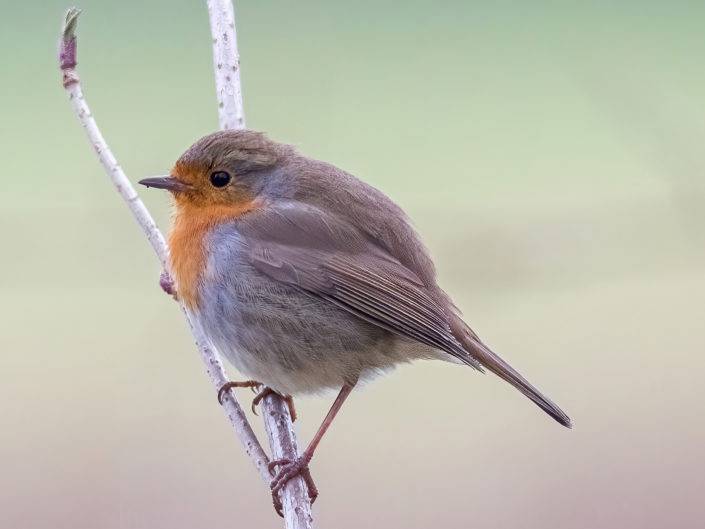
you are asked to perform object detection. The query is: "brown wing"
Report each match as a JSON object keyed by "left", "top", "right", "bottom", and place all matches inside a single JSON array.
[
  {"left": 239, "top": 201, "right": 571, "bottom": 427},
  {"left": 238, "top": 202, "right": 482, "bottom": 370}
]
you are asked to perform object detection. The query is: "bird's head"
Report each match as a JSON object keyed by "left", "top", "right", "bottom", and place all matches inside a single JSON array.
[{"left": 139, "top": 130, "right": 294, "bottom": 212}]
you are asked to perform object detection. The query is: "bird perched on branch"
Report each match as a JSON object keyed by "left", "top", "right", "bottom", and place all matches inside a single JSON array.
[{"left": 140, "top": 130, "right": 570, "bottom": 513}]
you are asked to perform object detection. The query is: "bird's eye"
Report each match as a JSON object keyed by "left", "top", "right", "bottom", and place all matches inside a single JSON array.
[{"left": 210, "top": 171, "right": 231, "bottom": 188}]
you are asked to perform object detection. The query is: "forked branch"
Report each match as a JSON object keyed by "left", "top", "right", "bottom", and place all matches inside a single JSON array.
[{"left": 58, "top": 6, "right": 313, "bottom": 528}]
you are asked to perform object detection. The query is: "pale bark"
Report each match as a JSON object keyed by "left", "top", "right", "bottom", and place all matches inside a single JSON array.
[
  {"left": 58, "top": 6, "right": 313, "bottom": 527},
  {"left": 207, "top": 0, "right": 246, "bottom": 130},
  {"left": 205, "top": 2, "right": 314, "bottom": 526}
]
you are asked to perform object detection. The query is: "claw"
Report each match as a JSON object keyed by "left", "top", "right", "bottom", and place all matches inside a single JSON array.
[
  {"left": 251, "top": 388, "right": 297, "bottom": 422},
  {"left": 268, "top": 455, "right": 318, "bottom": 516},
  {"left": 217, "top": 380, "right": 262, "bottom": 405},
  {"left": 218, "top": 383, "right": 297, "bottom": 423},
  {"left": 251, "top": 387, "right": 274, "bottom": 416},
  {"left": 268, "top": 458, "right": 288, "bottom": 476},
  {"left": 272, "top": 493, "right": 284, "bottom": 517},
  {"left": 284, "top": 395, "right": 297, "bottom": 422}
]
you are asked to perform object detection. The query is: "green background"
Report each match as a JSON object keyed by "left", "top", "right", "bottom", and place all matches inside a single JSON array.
[{"left": 2, "top": 1, "right": 704, "bottom": 527}]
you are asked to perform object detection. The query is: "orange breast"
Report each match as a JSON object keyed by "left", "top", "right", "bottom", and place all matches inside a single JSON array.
[{"left": 169, "top": 201, "right": 259, "bottom": 309}]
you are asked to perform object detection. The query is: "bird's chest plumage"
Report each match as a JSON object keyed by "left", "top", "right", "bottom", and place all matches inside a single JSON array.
[
  {"left": 168, "top": 216, "right": 210, "bottom": 309},
  {"left": 190, "top": 223, "right": 402, "bottom": 395},
  {"left": 168, "top": 202, "right": 259, "bottom": 309}
]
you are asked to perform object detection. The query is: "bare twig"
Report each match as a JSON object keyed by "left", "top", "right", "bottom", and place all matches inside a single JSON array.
[
  {"left": 262, "top": 403, "right": 315, "bottom": 527},
  {"left": 58, "top": 3, "right": 272, "bottom": 492},
  {"left": 205, "top": 2, "right": 315, "bottom": 526},
  {"left": 207, "top": 0, "right": 246, "bottom": 130},
  {"left": 60, "top": 5, "right": 314, "bottom": 526}
]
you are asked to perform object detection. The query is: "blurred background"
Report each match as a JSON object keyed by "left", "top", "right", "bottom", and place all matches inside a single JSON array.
[{"left": 2, "top": 1, "right": 704, "bottom": 527}]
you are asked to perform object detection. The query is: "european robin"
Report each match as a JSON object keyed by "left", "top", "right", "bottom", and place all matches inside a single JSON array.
[{"left": 139, "top": 130, "right": 570, "bottom": 511}]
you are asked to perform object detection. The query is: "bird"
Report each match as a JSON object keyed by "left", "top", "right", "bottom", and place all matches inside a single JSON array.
[{"left": 139, "top": 130, "right": 571, "bottom": 513}]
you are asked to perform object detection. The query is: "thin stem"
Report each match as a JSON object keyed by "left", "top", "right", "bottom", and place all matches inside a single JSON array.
[
  {"left": 60, "top": 5, "right": 315, "bottom": 526},
  {"left": 207, "top": 0, "right": 246, "bottom": 130},
  {"left": 58, "top": 6, "right": 271, "bottom": 484},
  {"left": 205, "top": 2, "right": 315, "bottom": 526}
]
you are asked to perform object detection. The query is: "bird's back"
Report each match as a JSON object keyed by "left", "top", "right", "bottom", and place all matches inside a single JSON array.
[{"left": 287, "top": 156, "right": 440, "bottom": 288}]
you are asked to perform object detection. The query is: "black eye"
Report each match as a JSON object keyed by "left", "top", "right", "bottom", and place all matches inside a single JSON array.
[{"left": 210, "top": 171, "right": 231, "bottom": 188}]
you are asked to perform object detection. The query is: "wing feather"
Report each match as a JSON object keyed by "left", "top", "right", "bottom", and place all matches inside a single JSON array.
[{"left": 240, "top": 202, "right": 481, "bottom": 369}]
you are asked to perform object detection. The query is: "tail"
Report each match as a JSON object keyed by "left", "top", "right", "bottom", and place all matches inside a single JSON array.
[{"left": 458, "top": 330, "right": 572, "bottom": 428}]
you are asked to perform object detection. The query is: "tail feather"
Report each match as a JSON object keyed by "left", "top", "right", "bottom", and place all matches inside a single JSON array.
[{"left": 459, "top": 333, "right": 572, "bottom": 428}]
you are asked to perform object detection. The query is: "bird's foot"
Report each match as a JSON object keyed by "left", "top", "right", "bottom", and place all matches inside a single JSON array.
[
  {"left": 252, "top": 387, "right": 297, "bottom": 422},
  {"left": 218, "top": 382, "right": 297, "bottom": 422},
  {"left": 268, "top": 455, "right": 318, "bottom": 516},
  {"left": 217, "top": 379, "right": 262, "bottom": 405}
]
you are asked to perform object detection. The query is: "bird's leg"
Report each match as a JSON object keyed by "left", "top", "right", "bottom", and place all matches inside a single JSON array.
[
  {"left": 217, "top": 379, "right": 262, "bottom": 405},
  {"left": 271, "top": 465, "right": 317, "bottom": 517},
  {"left": 268, "top": 379, "right": 357, "bottom": 513}
]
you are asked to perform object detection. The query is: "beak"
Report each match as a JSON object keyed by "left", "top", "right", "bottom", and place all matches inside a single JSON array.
[{"left": 138, "top": 175, "right": 193, "bottom": 193}]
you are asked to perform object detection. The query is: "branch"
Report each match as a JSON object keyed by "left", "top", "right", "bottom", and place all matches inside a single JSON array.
[
  {"left": 262, "top": 401, "right": 315, "bottom": 528},
  {"left": 60, "top": 5, "right": 314, "bottom": 527},
  {"left": 206, "top": 2, "right": 315, "bottom": 526},
  {"left": 58, "top": 2, "right": 272, "bottom": 491},
  {"left": 207, "top": 0, "right": 246, "bottom": 130}
]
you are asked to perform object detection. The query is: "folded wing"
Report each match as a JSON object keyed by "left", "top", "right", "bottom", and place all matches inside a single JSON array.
[{"left": 238, "top": 201, "right": 482, "bottom": 369}]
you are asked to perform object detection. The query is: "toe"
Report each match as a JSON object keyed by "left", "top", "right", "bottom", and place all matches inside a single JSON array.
[
  {"left": 272, "top": 492, "right": 284, "bottom": 518},
  {"left": 268, "top": 458, "right": 291, "bottom": 476}
]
